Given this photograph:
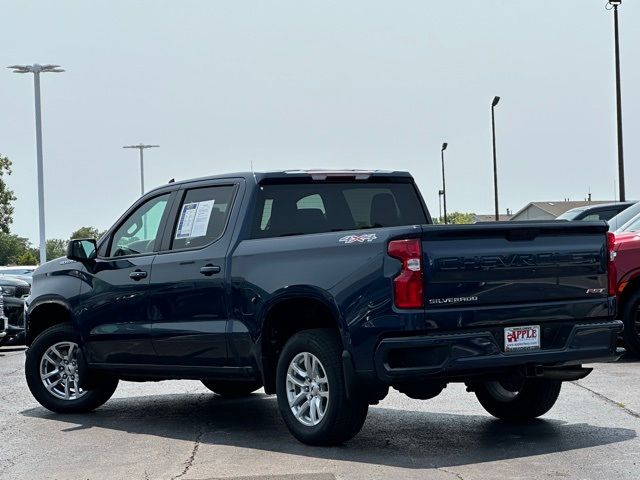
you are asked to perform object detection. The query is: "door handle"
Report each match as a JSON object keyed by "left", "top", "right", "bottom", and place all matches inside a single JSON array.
[
  {"left": 200, "top": 264, "right": 221, "bottom": 276},
  {"left": 129, "top": 270, "right": 148, "bottom": 281}
]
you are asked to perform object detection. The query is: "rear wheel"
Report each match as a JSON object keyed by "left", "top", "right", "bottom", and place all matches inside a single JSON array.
[
  {"left": 621, "top": 290, "right": 640, "bottom": 355},
  {"left": 201, "top": 380, "right": 262, "bottom": 397},
  {"left": 25, "top": 324, "right": 119, "bottom": 413},
  {"left": 276, "top": 329, "right": 368, "bottom": 445},
  {"left": 474, "top": 378, "right": 562, "bottom": 421}
]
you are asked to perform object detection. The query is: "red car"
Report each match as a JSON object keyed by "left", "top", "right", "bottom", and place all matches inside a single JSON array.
[{"left": 613, "top": 227, "right": 640, "bottom": 354}]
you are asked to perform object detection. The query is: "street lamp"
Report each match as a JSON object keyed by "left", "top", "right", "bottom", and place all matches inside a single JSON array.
[
  {"left": 491, "top": 96, "right": 500, "bottom": 221},
  {"left": 8, "top": 64, "right": 65, "bottom": 264},
  {"left": 438, "top": 189, "right": 444, "bottom": 223},
  {"left": 123, "top": 144, "right": 160, "bottom": 196},
  {"left": 606, "top": 0, "right": 625, "bottom": 201},
  {"left": 440, "top": 142, "right": 449, "bottom": 224}
]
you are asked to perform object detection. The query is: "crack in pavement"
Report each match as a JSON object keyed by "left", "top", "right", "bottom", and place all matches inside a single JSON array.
[
  {"left": 437, "top": 466, "right": 466, "bottom": 480},
  {"left": 171, "top": 429, "right": 205, "bottom": 480},
  {"left": 170, "top": 393, "right": 209, "bottom": 480},
  {"left": 571, "top": 381, "right": 640, "bottom": 419}
]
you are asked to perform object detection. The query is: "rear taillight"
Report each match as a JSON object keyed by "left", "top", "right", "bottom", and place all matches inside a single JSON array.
[
  {"left": 388, "top": 239, "right": 424, "bottom": 309},
  {"left": 607, "top": 232, "right": 617, "bottom": 297}
]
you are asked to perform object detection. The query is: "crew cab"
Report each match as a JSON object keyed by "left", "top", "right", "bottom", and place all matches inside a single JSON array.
[{"left": 24, "top": 170, "right": 622, "bottom": 445}]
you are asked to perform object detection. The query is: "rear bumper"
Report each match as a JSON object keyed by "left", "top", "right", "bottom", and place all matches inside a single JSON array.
[{"left": 374, "top": 320, "right": 623, "bottom": 382}]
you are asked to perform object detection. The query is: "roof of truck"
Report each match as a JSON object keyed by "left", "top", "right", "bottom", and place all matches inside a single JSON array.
[{"left": 150, "top": 170, "right": 414, "bottom": 192}]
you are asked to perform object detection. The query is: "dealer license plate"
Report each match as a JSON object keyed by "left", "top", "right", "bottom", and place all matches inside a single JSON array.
[{"left": 504, "top": 325, "right": 540, "bottom": 352}]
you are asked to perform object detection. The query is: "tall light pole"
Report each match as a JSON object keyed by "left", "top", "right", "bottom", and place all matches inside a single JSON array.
[
  {"left": 8, "top": 64, "right": 65, "bottom": 264},
  {"left": 440, "top": 142, "right": 448, "bottom": 224},
  {"left": 123, "top": 144, "right": 159, "bottom": 196},
  {"left": 491, "top": 96, "right": 501, "bottom": 221},
  {"left": 438, "top": 189, "right": 444, "bottom": 223},
  {"left": 607, "top": 0, "right": 625, "bottom": 201}
]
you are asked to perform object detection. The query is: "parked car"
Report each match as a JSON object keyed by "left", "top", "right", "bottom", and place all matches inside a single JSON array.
[
  {"left": 0, "top": 294, "right": 7, "bottom": 343},
  {"left": 0, "top": 275, "right": 30, "bottom": 346},
  {"left": 607, "top": 201, "right": 640, "bottom": 231},
  {"left": 24, "top": 170, "right": 621, "bottom": 445},
  {"left": 0, "top": 265, "right": 38, "bottom": 285},
  {"left": 556, "top": 201, "right": 634, "bottom": 222},
  {"left": 610, "top": 213, "right": 640, "bottom": 354}
]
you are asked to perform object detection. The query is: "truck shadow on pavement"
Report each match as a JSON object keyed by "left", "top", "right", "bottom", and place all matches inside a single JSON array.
[{"left": 21, "top": 392, "right": 636, "bottom": 469}]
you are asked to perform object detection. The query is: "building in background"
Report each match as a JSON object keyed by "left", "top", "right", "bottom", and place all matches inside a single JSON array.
[
  {"left": 473, "top": 213, "right": 514, "bottom": 222},
  {"left": 509, "top": 201, "right": 615, "bottom": 221}
]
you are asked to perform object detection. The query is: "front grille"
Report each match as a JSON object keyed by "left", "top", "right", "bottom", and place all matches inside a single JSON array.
[{"left": 16, "top": 285, "right": 30, "bottom": 298}]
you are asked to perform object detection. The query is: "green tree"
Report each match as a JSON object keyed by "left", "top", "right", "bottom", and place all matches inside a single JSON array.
[
  {"left": 46, "top": 239, "right": 68, "bottom": 260},
  {"left": 433, "top": 212, "right": 476, "bottom": 225},
  {"left": 16, "top": 250, "right": 38, "bottom": 266},
  {"left": 0, "top": 154, "right": 17, "bottom": 234},
  {"left": 70, "top": 226, "right": 104, "bottom": 240},
  {"left": 0, "top": 233, "right": 32, "bottom": 265}
]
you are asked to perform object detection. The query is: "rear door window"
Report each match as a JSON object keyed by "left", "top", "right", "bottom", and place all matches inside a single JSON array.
[
  {"left": 170, "top": 185, "right": 236, "bottom": 250},
  {"left": 252, "top": 182, "right": 426, "bottom": 238}
]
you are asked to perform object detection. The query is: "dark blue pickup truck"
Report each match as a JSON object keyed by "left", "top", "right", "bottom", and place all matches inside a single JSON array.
[{"left": 24, "top": 170, "right": 622, "bottom": 445}]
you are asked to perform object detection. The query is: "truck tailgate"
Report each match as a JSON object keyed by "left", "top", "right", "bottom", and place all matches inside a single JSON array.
[{"left": 421, "top": 221, "right": 610, "bottom": 310}]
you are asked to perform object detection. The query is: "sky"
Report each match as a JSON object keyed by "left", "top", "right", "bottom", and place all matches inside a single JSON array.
[{"left": 1, "top": 0, "right": 639, "bottom": 244}]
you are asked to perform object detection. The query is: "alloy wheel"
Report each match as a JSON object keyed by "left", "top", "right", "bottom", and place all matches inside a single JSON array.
[
  {"left": 286, "top": 352, "right": 330, "bottom": 427},
  {"left": 39, "top": 341, "right": 87, "bottom": 401}
]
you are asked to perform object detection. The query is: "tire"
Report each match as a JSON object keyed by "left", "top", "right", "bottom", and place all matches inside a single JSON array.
[
  {"left": 0, "top": 336, "right": 9, "bottom": 347},
  {"left": 621, "top": 290, "right": 640, "bottom": 355},
  {"left": 201, "top": 380, "right": 262, "bottom": 397},
  {"left": 475, "top": 378, "right": 562, "bottom": 421},
  {"left": 25, "top": 323, "right": 119, "bottom": 413},
  {"left": 276, "top": 328, "right": 368, "bottom": 446}
]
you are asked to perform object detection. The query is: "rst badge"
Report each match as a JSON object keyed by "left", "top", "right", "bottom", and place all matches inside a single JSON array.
[{"left": 339, "top": 234, "right": 377, "bottom": 244}]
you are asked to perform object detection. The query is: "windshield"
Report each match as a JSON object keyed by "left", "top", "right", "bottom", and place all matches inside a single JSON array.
[
  {"left": 618, "top": 212, "right": 640, "bottom": 233},
  {"left": 610, "top": 202, "right": 640, "bottom": 231},
  {"left": 556, "top": 208, "right": 586, "bottom": 221}
]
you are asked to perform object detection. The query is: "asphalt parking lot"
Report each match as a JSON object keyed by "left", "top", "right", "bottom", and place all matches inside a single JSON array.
[{"left": 1, "top": 346, "right": 639, "bottom": 480}]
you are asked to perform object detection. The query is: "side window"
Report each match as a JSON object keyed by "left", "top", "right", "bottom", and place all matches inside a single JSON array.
[
  {"left": 109, "top": 194, "right": 171, "bottom": 257},
  {"left": 170, "top": 185, "right": 235, "bottom": 250}
]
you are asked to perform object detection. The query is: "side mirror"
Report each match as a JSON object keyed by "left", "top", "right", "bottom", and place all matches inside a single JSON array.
[{"left": 67, "top": 238, "right": 97, "bottom": 262}]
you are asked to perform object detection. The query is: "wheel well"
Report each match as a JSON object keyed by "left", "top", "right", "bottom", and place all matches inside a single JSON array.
[
  {"left": 26, "top": 303, "right": 73, "bottom": 346},
  {"left": 261, "top": 298, "right": 340, "bottom": 394},
  {"left": 618, "top": 277, "right": 640, "bottom": 319}
]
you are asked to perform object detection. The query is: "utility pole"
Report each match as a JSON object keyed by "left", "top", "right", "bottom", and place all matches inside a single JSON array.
[
  {"left": 123, "top": 144, "right": 160, "bottom": 196},
  {"left": 440, "top": 143, "right": 448, "bottom": 224},
  {"left": 8, "top": 64, "right": 65, "bottom": 264},
  {"left": 491, "top": 96, "right": 501, "bottom": 221},
  {"left": 607, "top": 0, "right": 626, "bottom": 201}
]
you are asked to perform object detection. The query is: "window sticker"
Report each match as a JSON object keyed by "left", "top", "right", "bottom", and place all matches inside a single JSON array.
[{"left": 175, "top": 200, "right": 215, "bottom": 238}]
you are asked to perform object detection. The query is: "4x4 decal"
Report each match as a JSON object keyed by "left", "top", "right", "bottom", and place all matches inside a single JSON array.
[{"left": 338, "top": 234, "right": 377, "bottom": 244}]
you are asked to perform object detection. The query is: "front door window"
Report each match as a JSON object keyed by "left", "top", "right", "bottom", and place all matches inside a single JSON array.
[{"left": 109, "top": 194, "right": 171, "bottom": 257}]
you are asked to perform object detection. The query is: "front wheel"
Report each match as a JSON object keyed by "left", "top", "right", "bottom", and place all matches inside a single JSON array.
[
  {"left": 474, "top": 378, "right": 562, "bottom": 421},
  {"left": 25, "top": 324, "right": 119, "bottom": 413},
  {"left": 276, "top": 329, "right": 368, "bottom": 446}
]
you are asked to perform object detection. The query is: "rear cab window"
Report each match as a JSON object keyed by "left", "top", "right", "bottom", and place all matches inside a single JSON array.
[{"left": 252, "top": 181, "right": 427, "bottom": 238}]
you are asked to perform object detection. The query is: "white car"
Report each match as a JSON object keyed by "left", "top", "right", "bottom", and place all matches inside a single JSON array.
[
  {"left": 0, "top": 294, "right": 6, "bottom": 341},
  {"left": 0, "top": 266, "right": 37, "bottom": 275}
]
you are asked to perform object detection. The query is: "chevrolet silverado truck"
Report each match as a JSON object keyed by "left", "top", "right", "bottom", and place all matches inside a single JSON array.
[{"left": 24, "top": 170, "right": 622, "bottom": 445}]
